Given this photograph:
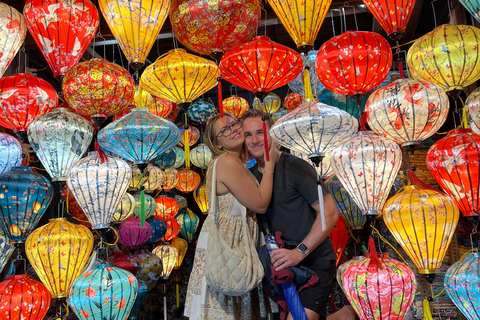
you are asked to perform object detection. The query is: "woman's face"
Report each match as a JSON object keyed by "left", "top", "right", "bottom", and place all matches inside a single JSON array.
[{"left": 213, "top": 115, "right": 244, "bottom": 151}]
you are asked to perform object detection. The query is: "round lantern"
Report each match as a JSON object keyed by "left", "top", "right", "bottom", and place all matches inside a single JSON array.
[
  {"left": 162, "top": 218, "right": 181, "bottom": 242},
  {"left": 288, "top": 50, "right": 325, "bottom": 97},
  {"left": 111, "top": 192, "right": 136, "bottom": 224},
  {"left": 113, "top": 249, "right": 163, "bottom": 291},
  {"left": 27, "top": 106, "right": 93, "bottom": 181},
  {"left": 176, "top": 169, "right": 201, "bottom": 193},
  {"left": 190, "top": 144, "right": 212, "bottom": 169},
  {"left": 384, "top": 185, "right": 459, "bottom": 275},
  {"left": 23, "top": 0, "right": 99, "bottom": 79},
  {"left": 329, "top": 218, "right": 350, "bottom": 267},
  {"left": 466, "top": 87, "right": 480, "bottom": 132},
  {"left": 0, "top": 230, "right": 13, "bottom": 273},
  {"left": 171, "top": 237, "right": 188, "bottom": 269},
  {"left": 0, "top": 167, "right": 53, "bottom": 243},
  {"left": 118, "top": 216, "right": 153, "bottom": 249},
  {"left": 316, "top": 31, "right": 392, "bottom": 98},
  {"left": 407, "top": 24, "right": 480, "bottom": 93},
  {"left": 99, "top": 0, "right": 170, "bottom": 70},
  {"left": 155, "top": 196, "right": 179, "bottom": 221},
  {"left": 0, "top": 3, "right": 26, "bottom": 77},
  {"left": 0, "top": 74, "right": 57, "bottom": 140},
  {"left": 132, "top": 193, "right": 156, "bottom": 220},
  {"left": 140, "top": 49, "right": 219, "bottom": 106},
  {"left": 152, "top": 243, "right": 178, "bottom": 278},
  {"left": 272, "top": 109, "right": 289, "bottom": 123},
  {"left": 129, "top": 280, "right": 148, "bottom": 320},
  {"left": 154, "top": 149, "right": 177, "bottom": 169},
  {"left": 0, "top": 133, "right": 22, "bottom": 175},
  {"left": 25, "top": 218, "right": 94, "bottom": 298},
  {"left": 69, "top": 264, "right": 138, "bottom": 320},
  {"left": 172, "top": 147, "right": 186, "bottom": 169},
  {"left": 175, "top": 195, "right": 188, "bottom": 213},
  {"left": 146, "top": 218, "right": 167, "bottom": 245},
  {"left": 290, "top": 149, "right": 334, "bottom": 180},
  {"left": 284, "top": 92, "right": 303, "bottom": 112},
  {"left": 177, "top": 124, "right": 200, "bottom": 148},
  {"left": 162, "top": 168, "right": 179, "bottom": 191},
  {"left": 426, "top": 129, "right": 480, "bottom": 217},
  {"left": 66, "top": 152, "right": 132, "bottom": 229},
  {"left": 62, "top": 185, "right": 91, "bottom": 228},
  {"left": 331, "top": 131, "right": 402, "bottom": 216},
  {"left": 223, "top": 96, "right": 249, "bottom": 118},
  {"left": 318, "top": 88, "right": 369, "bottom": 120},
  {"left": 62, "top": 58, "right": 135, "bottom": 122},
  {"left": 130, "top": 164, "right": 165, "bottom": 193},
  {"left": 177, "top": 210, "right": 200, "bottom": 243},
  {"left": 187, "top": 99, "right": 216, "bottom": 124},
  {"left": 194, "top": 184, "right": 209, "bottom": 215},
  {"left": 366, "top": 79, "right": 449, "bottom": 148},
  {"left": 219, "top": 36, "right": 303, "bottom": 94},
  {"left": 253, "top": 93, "right": 282, "bottom": 114},
  {"left": 0, "top": 274, "right": 51, "bottom": 320}
]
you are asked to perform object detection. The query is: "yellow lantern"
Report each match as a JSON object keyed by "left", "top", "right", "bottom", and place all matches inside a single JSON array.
[
  {"left": 193, "top": 183, "right": 209, "bottom": 215},
  {"left": 163, "top": 168, "right": 179, "bottom": 192},
  {"left": 383, "top": 185, "right": 459, "bottom": 275},
  {"left": 111, "top": 192, "right": 136, "bottom": 224},
  {"left": 98, "top": 0, "right": 170, "bottom": 70},
  {"left": 253, "top": 93, "right": 282, "bottom": 114},
  {"left": 171, "top": 237, "right": 188, "bottom": 269},
  {"left": 407, "top": 24, "right": 480, "bottom": 93},
  {"left": 152, "top": 243, "right": 178, "bottom": 279},
  {"left": 25, "top": 218, "right": 94, "bottom": 298},
  {"left": 140, "top": 49, "right": 220, "bottom": 107}
]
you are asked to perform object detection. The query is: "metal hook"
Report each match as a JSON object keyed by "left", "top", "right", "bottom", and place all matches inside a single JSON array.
[
  {"left": 330, "top": 9, "right": 338, "bottom": 37},
  {"left": 340, "top": 2, "right": 359, "bottom": 32},
  {"left": 431, "top": 0, "right": 439, "bottom": 29}
]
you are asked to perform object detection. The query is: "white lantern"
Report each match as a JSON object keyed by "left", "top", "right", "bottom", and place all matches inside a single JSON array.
[
  {"left": 152, "top": 243, "right": 178, "bottom": 279},
  {"left": 111, "top": 192, "right": 136, "bottom": 224},
  {"left": 0, "top": 133, "right": 22, "bottom": 175}
]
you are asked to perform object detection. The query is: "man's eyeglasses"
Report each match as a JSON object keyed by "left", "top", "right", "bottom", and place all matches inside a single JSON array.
[{"left": 216, "top": 121, "right": 240, "bottom": 138}]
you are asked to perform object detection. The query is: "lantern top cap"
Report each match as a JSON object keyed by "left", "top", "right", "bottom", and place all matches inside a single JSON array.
[
  {"left": 49, "top": 218, "right": 67, "bottom": 222},
  {"left": 169, "top": 48, "right": 187, "bottom": 54},
  {"left": 10, "top": 167, "right": 33, "bottom": 172},
  {"left": 449, "top": 128, "right": 473, "bottom": 135},
  {"left": 252, "top": 35, "right": 271, "bottom": 41},
  {"left": 5, "top": 274, "right": 32, "bottom": 281}
]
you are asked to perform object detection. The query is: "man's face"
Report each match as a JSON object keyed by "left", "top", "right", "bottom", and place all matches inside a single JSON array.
[{"left": 242, "top": 117, "right": 272, "bottom": 160}]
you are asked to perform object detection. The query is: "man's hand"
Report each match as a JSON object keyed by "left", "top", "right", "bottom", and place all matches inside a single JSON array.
[{"left": 270, "top": 248, "right": 305, "bottom": 271}]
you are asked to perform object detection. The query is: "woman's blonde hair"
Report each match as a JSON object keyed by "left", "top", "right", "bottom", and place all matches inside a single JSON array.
[{"left": 205, "top": 113, "right": 246, "bottom": 161}]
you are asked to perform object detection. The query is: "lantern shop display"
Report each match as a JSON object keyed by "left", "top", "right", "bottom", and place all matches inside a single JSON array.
[
  {"left": 0, "top": 3, "right": 26, "bottom": 77},
  {"left": 177, "top": 124, "right": 200, "bottom": 148},
  {"left": 146, "top": 218, "right": 167, "bottom": 245},
  {"left": 177, "top": 209, "right": 200, "bottom": 243},
  {"left": 194, "top": 183, "right": 209, "bottom": 215},
  {"left": 0, "top": 230, "right": 13, "bottom": 273},
  {"left": 190, "top": 144, "right": 212, "bottom": 169},
  {"left": 118, "top": 216, "right": 153, "bottom": 249},
  {"left": 153, "top": 243, "right": 178, "bottom": 279},
  {"left": 317, "top": 88, "right": 369, "bottom": 120},
  {"left": 187, "top": 99, "right": 216, "bottom": 124},
  {"left": 0, "top": 133, "right": 22, "bottom": 175},
  {"left": 288, "top": 50, "right": 325, "bottom": 97},
  {"left": 253, "top": 93, "right": 282, "bottom": 114},
  {"left": 162, "top": 168, "right": 180, "bottom": 191},
  {"left": 171, "top": 237, "right": 188, "bottom": 269},
  {"left": 223, "top": 96, "right": 249, "bottom": 118},
  {"left": 111, "top": 192, "right": 136, "bottom": 224},
  {"left": 162, "top": 218, "right": 181, "bottom": 242},
  {"left": 132, "top": 193, "right": 156, "bottom": 220},
  {"left": 176, "top": 169, "right": 201, "bottom": 193},
  {"left": 284, "top": 92, "right": 303, "bottom": 112},
  {"left": 154, "top": 149, "right": 177, "bottom": 170},
  {"left": 155, "top": 196, "right": 179, "bottom": 221}
]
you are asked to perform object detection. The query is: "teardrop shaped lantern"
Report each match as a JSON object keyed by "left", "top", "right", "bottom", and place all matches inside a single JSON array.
[
  {"left": 426, "top": 129, "right": 480, "bottom": 217},
  {"left": 407, "top": 24, "right": 480, "bottom": 92},
  {"left": 155, "top": 196, "right": 179, "bottom": 221},
  {"left": 162, "top": 168, "right": 179, "bottom": 191},
  {"left": 140, "top": 49, "right": 220, "bottom": 106},
  {"left": 193, "top": 183, "right": 209, "bottom": 215},
  {"left": 316, "top": 31, "right": 392, "bottom": 98},
  {"left": 288, "top": 50, "right": 325, "bottom": 96},
  {"left": 0, "top": 3, "right": 27, "bottom": 77},
  {"left": 0, "top": 274, "right": 51, "bottom": 320},
  {"left": 190, "top": 144, "right": 212, "bottom": 169},
  {"left": 0, "top": 74, "right": 58, "bottom": 141},
  {"left": 284, "top": 92, "right": 303, "bottom": 112},
  {"left": 118, "top": 216, "right": 153, "bottom": 249},
  {"left": 384, "top": 185, "right": 459, "bottom": 276},
  {"left": 66, "top": 152, "right": 132, "bottom": 229},
  {"left": 177, "top": 209, "right": 199, "bottom": 242},
  {"left": 0, "top": 167, "right": 53, "bottom": 243},
  {"left": 223, "top": 96, "right": 249, "bottom": 118},
  {"left": 132, "top": 193, "right": 156, "bottom": 220},
  {"left": 0, "top": 133, "right": 22, "bottom": 175},
  {"left": 366, "top": 79, "right": 449, "bottom": 148},
  {"left": 99, "top": 0, "right": 170, "bottom": 70},
  {"left": 146, "top": 218, "right": 167, "bottom": 245},
  {"left": 162, "top": 218, "right": 181, "bottom": 241},
  {"left": 28, "top": 106, "right": 93, "bottom": 181},
  {"left": 317, "top": 88, "right": 369, "bottom": 120},
  {"left": 219, "top": 36, "right": 303, "bottom": 94},
  {"left": 171, "top": 237, "right": 188, "bottom": 269},
  {"left": 253, "top": 93, "right": 282, "bottom": 114},
  {"left": 23, "top": 0, "right": 99, "bottom": 80},
  {"left": 154, "top": 149, "right": 176, "bottom": 169},
  {"left": 152, "top": 243, "right": 178, "bottom": 279},
  {"left": 69, "top": 264, "right": 138, "bottom": 320},
  {"left": 176, "top": 169, "right": 201, "bottom": 193},
  {"left": 25, "top": 217, "right": 94, "bottom": 298},
  {"left": 112, "top": 192, "right": 136, "bottom": 224},
  {"left": 331, "top": 131, "right": 402, "bottom": 216},
  {"left": 187, "top": 99, "right": 216, "bottom": 125},
  {"left": 62, "top": 59, "right": 135, "bottom": 122}
]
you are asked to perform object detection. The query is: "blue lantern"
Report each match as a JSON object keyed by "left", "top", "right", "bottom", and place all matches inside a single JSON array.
[
  {"left": 69, "top": 264, "right": 138, "bottom": 320},
  {"left": 132, "top": 193, "right": 156, "bottom": 219},
  {"left": 145, "top": 218, "right": 167, "bottom": 245},
  {"left": 187, "top": 98, "right": 216, "bottom": 124},
  {"left": 98, "top": 108, "right": 181, "bottom": 165},
  {"left": 288, "top": 50, "right": 325, "bottom": 98},
  {"left": 272, "top": 109, "right": 289, "bottom": 123},
  {"left": 177, "top": 209, "right": 199, "bottom": 243},
  {"left": 0, "top": 167, "right": 53, "bottom": 243},
  {"left": 317, "top": 88, "right": 369, "bottom": 120},
  {"left": 0, "top": 133, "right": 22, "bottom": 175},
  {"left": 128, "top": 279, "right": 148, "bottom": 320},
  {"left": 153, "top": 149, "right": 176, "bottom": 169}
]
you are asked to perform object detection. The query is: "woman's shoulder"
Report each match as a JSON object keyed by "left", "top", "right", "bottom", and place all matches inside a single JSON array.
[{"left": 215, "top": 153, "right": 244, "bottom": 168}]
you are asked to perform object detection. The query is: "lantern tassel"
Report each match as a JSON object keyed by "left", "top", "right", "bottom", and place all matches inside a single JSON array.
[
  {"left": 368, "top": 237, "right": 382, "bottom": 270},
  {"left": 218, "top": 79, "right": 224, "bottom": 117},
  {"left": 317, "top": 181, "right": 326, "bottom": 231},
  {"left": 408, "top": 169, "right": 438, "bottom": 192},
  {"left": 303, "top": 67, "right": 314, "bottom": 100},
  {"left": 184, "top": 131, "right": 190, "bottom": 168},
  {"left": 359, "top": 112, "right": 368, "bottom": 131},
  {"left": 423, "top": 298, "right": 434, "bottom": 320},
  {"left": 262, "top": 117, "right": 270, "bottom": 161},
  {"left": 94, "top": 141, "right": 108, "bottom": 163},
  {"left": 140, "top": 189, "right": 146, "bottom": 227}
]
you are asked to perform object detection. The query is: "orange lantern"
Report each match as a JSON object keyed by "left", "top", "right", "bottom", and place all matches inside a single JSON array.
[
  {"left": 193, "top": 183, "right": 209, "bottom": 215},
  {"left": 175, "top": 169, "right": 201, "bottom": 193},
  {"left": 161, "top": 218, "right": 181, "bottom": 242},
  {"left": 284, "top": 92, "right": 303, "bottom": 111},
  {"left": 155, "top": 196, "right": 179, "bottom": 221},
  {"left": 329, "top": 217, "right": 350, "bottom": 267},
  {"left": 223, "top": 96, "right": 249, "bottom": 118}
]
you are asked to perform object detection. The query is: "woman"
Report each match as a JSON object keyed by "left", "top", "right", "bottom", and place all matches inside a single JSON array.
[{"left": 184, "top": 113, "right": 277, "bottom": 319}]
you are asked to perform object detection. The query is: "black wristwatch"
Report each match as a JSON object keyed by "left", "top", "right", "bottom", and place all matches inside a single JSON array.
[{"left": 297, "top": 242, "right": 310, "bottom": 256}]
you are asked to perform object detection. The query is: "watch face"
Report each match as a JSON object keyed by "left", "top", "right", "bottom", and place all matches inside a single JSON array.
[{"left": 298, "top": 243, "right": 308, "bottom": 253}]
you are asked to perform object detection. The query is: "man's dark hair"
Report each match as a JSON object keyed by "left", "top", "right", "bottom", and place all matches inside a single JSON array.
[{"left": 240, "top": 108, "right": 274, "bottom": 127}]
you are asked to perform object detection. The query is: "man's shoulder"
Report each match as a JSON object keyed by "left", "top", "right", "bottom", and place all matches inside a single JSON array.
[{"left": 279, "top": 152, "right": 315, "bottom": 172}]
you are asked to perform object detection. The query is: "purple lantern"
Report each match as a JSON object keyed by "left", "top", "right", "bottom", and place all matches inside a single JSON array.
[{"left": 118, "top": 216, "right": 152, "bottom": 249}]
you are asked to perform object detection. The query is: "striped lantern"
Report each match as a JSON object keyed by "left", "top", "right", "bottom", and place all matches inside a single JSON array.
[
  {"left": 172, "top": 147, "right": 185, "bottom": 169},
  {"left": 161, "top": 218, "right": 181, "bottom": 241},
  {"left": 153, "top": 243, "right": 178, "bottom": 279},
  {"left": 253, "top": 93, "right": 282, "bottom": 114},
  {"left": 130, "top": 164, "right": 165, "bottom": 193},
  {"left": 111, "top": 192, "right": 136, "bottom": 224},
  {"left": 154, "top": 196, "right": 179, "bottom": 221},
  {"left": 162, "top": 168, "right": 179, "bottom": 191},
  {"left": 176, "top": 169, "right": 201, "bottom": 193},
  {"left": 177, "top": 209, "right": 199, "bottom": 243},
  {"left": 171, "top": 237, "right": 188, "bottom": 269},
  {"left": 193, "top": 183, "right": 209, "bottom": 215},
  {"left": 190, "top": 144, "right": 212, "bottom": 169},
  {"left": 145, "top": 218, "right": 167, "bottom": 245},
  {"left": 0, "top": 133, "right": 22, "bottom": 175},
  {"left": 317, "top": 88, "right": 369, "bottom": 121}
]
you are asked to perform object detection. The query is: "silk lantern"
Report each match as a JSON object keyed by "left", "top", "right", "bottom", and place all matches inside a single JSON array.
[
  {"left": 167, "top": 103, "right": 181, "bottom": 122},
  {"left": 176, "top": 195, "right": 188, "bottom": 214},
  {"left": 153, "top": 243, "right": 178, "bottom": 278},
  {"left": 187, "top": 99, "right": 216, "bottom": 124},
  {"left": 129, "top": 280, "right": 148, "bottom": 320},
  {"left": 0, "top": 74, "right": 57, "bottom": 141},
  {"left": 115, "top": 89, "right": 174, "bottom": 121},
  {"left": 426, "top": 129, "right": 480, "bottom": 216},
  {"left": 172, "top": 147, "right": 186, "bottom": 169},
  {"left": 62, "top": 59, "right": 135, "bottom": 123},
  {"left": 27, "top": 106, "right": 93, "bottom": 181},
  {"left": 288, "top": 50, "right": 325, "bottom": 96},
  {"left": 329, "top": 218, "right": 350, "bottom": 267},
  {"left": 336, "top": 256, "right": 363, "bottom": 295},
  {"left": 25, "top": 217, "right": 94, "bottom": 298},
  {"left": 383, "top": 185, "right": 459, "bottom": 274},
  {"left": 193, "top": 183, "right": 209, "bottom": 215},
  {"left": 62, "top": 185, "right": 91, "bottom": 228},
  {"left": 146, "top": 218, "right": 167, "bottom": 245},
  {"left": 112, "top": 192, "right": 136, "bottom": 224},
  {"left": 177, "top": 124, "right": 200, "bottom": 148},
  {"left": 130, "top": 164, "right": 165, "bottom": 192},
  {"left": 69, "top": 264, "right": 138, "bottom": 320},
  {"left": 176, "top": 169, "right": 201, "bottom": 193},
  {"left": 154, "top": 149, "right": 176, "bottom": 169},
  {"left": 290, "top": 149, "right": 334, "bottom": 180},
  {"left": 66, "top": 152, "right": 132, "bottom": 229},
  {"left": 0, "top": 231, "right": 13, "bottom": 273},
  {"left": 0, "top": 274, "right": 51, "bottom": 320},
  {"left": 171, "top": 237, "right": 188, "bottom": 269},
  {"left": 0, "top": 3, "right": 26, "bottom": 77},
  {"left": 331, "top": 131, "right": 402, "bottom": 216},
  {"left": 190, "top": 144, "right": 212, "bottom": 169},
  {"left": 0, "top": 167, "right": 53, "bottom": 243},
  {"left": 366, "top": 79, "right": 449, "bottom": 148},
  {"left": 317, "top": 89, "right": 369, "bottom": 120},
  {"left": 466, "top": 87, "right": 480, "bottom": 132},
  {"left": 162, "top": 218, "right": 181, "bottom": 242},
  {"left": 284, "top": 92, "right": 303, "bottom": 112},
  {"left": 177, "top": 209, "right": 199, "bottom": 242},
  {"left": 132, "top": 193, "right": 156, "bottom": 220},
  {"left": 162, "top": 168, "right": 179, "bottom": 191},
  {"left": 99, "top": 0, "right": 170, "bottom": 70},
  {"left": 155, "top": 196, "right": 179, "bottom": 221},
  {"left": 223, "top": 96, "right": 249, "bottom": 118},
  {"left": 253, "top": 93, "right": 282, "bottom": 114},
  {"left": 407, "top": 24, "right": 480, "bottom": 93},
  {"left": 459, "top": 0, "right": 480, "bottom": 23},
  {"left": 0, "top": 133, "right": 22, "bottom": 175},
  {"left": 23, "top": 0, "right": 99, "bottom": 80},
  {"left": 316, "top": 31, "right": 392, "bottom": 99},
  {"left": 118, "top": 216, "right": 152, "bottom": 249}
]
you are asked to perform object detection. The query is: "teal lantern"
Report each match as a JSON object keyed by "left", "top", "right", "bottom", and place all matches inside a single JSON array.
[
  {"left": 187, "top": 98, "right": 216, "bottom": 124},
  {"left": 177, "top": 209, "right": 199, "bottom": 243},
  {"left": 172, "top": 147, "right": 185, "bottom": 169},
  {"left": 190, "top": 143, "right": 212, "bottom": 169},
  {"left": 133, "top": 193, "right": 156, "bottom": 220},
  {"left": 153, "top": 149, "right": 176, "bottom": 169},
  {"left": 317, "top": 88, "right": 369, "bottom": 120},
  {"left": 0, "top": 167, "right": 53, "bottom": 243},
  {"left": 272, "top": 109, "right": 289, "bottom": 123},
  {"left": 128, "top": 280, "right": 148, "bottom": 320},
  {"left": 69, "top": 264, "right": 138, "bottom": 320}
]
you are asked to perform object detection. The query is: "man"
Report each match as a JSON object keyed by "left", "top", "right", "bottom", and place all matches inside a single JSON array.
[{"left": 241, "top": 109, "right": 356, "bottom": 320}]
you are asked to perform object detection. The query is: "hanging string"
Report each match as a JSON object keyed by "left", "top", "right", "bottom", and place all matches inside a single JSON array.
[
  {"left": 101, "top": 226, "right": 120, "bottom": 246},
  {"left": 218, "top": 78, "right": 224, "bottom": 117},
  {"left": 94, "top": 141, "right": 108, "bottom": 163},
  {"left": 397, "top": 43, "right": 404, "bottom": 79}
]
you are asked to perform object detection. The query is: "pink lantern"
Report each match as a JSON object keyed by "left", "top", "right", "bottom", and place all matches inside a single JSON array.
[{"left": 118, "top": 216, "right": 152, "bottom": 249}]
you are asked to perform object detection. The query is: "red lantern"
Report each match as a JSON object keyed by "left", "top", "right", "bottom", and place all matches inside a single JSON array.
[
  {"left": 154, "top": 196, "right": 179, "bottom": 221},
  {"left": 315, "top": 31, "right": 392, "bottom": 99},
  {"left": 426, "top": 129, "right": 480, "bottom": 217},
  {"left": 23, "top": 0, "right": 99, "bottom": 80},
  {"left": 167, "top": 104, "right": 181, "bottom": 122},
  {"left": 175, "top": 169, "right": 201, "bottom": 193},
  {"left": 219, "top": 36, "right": 303, "bottom": 95},
  {"left": 0, "top": 74, "right": 57, "bottom": 141},
  {"left": 284, "top": 92, "right": 303, "bottom": 111},
  {"left": 223, "top": 95, "right": 249, "bottom": 118},
  {"left": 61, "top": 185, "right": 91, "bottom": 228},
  {"left": 161, "top": 217, "right": 181, "bottom": 241},
  {"left": 329, "top": 217, "right": 350, "bottom": 267}
]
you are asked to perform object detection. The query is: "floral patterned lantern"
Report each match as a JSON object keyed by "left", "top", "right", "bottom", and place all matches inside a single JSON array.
[
  {"left": 172, "top": 147, "right": 186, "bottom": 169},
  {"left": 194, "top": 183, "right": 209, "bottom": 215},
  {"left": 155, "top": 196, "right": 179, "bottom": 221},
  {"left": 272, "top": 109, "right": 289, "bottom": 123},
  {"left": 171, "top": 237, "right": 188, "bottom": 269},
  {"left": 284, "top": 92, "right": 303, "bottom": 112},
  {"left": 23, "top": 0, "right": 99, "bottom": 80},
  {"left": 66, "top": 152, "right": 132, "bottom": 229},
  {"left": 132, "top": 193, "right": 156, "bottom": 220},
  {"left": 223, "top": 96, "right": 249, "bottom": 118},
  {"left": 112, "top": 250, "right": 162, "bottom": 291},
  {"left": 69, "top": 264, "right": 138, "bottom": 320},
  {"left": 0, "top": 274, "right": 51, "bottom": 320},
  {"left": 62, "top": 59, "right": 135, "bottom": 123},
  {"left": 152, "top": 243, "right": 178, "bottom": 278},
  {"left": 162, "top": 168, "right": 179, "bottom": 191},
  {"left": 383, "top": 185, "right": 460, "bottom": 275},
  {"left": 329, "top": 218, "right": 350, "bottom": 267},
  {"left": 176, "top": 169, "right": 201, "bottom": 193},
  {"left": 0, "top": 133, "right": 22, "bottom": 175},
  {"left": 111, "top": 192, "right": 136, "bottom": 224},
  {"left": 288, "top": 50, "right": 325, "bottom": 96},
  {"left": 177, "top": 124, "right": 200, "bottom": 148},
  {"left": 0, "top": 231, "right": 13, "bottom": 273},
  {"left": 187, "top": 99, "right": 216, "bottom": 124},
  {"left": 177, "top": 209, "right": 199, "bottom": 243},
  {"left": 0, "top": 167, "right": 53, "bottom": 243},
  {"left": 426, "top": 129, "right": 480, "bottom": 217},
  {"left": 317, "top": 88, "right": 369, "bottom": 120},
  {"left": 190, "top": 144, "right": 212, "bottom": 169},
  {"left": 161, "top": 218, "right": 181, "bottom": 242},
  {"left": 167, "top": 104, "right": 181, "bottom": 122},
  {"left": 118, "top": 216, "right": 152, "bottom": 249},
  {"left": 99, "top": 0, "right": 170, "bottom": 70},
  {"left": 365, "top": 79, "right": 449, "bottom": 148},
  {"left": 253, "top": 93, "right": 282, "bottom": 114},
  {"left": 62, "top": 185, "right": 91, "bottom": 228},
  {"left": 331, "top": 131, "right": 402, "bottom": 216},
  {"left": 336, "top": 257, "right": 363, "bottom": 295},
  {"left": 0, "top": 3, "right": 26, "bottom": 77},
  {"left": 316, "top": 31, "right": 392, "bottom": 99},
  {"left": 25, "top": 217, "right": 94, "bottom": 298},
  {"left": 146, "top": 218, "right": 167, "bottom": 245},
  {"left": 0, "top": 74, "right": 57, "bottom": 141},
  {"left": 27, "top": 106, "right": 93, "bottom": 181},
  {"left": 154, "top": 149, "right": 176, "bottom": 169}
]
